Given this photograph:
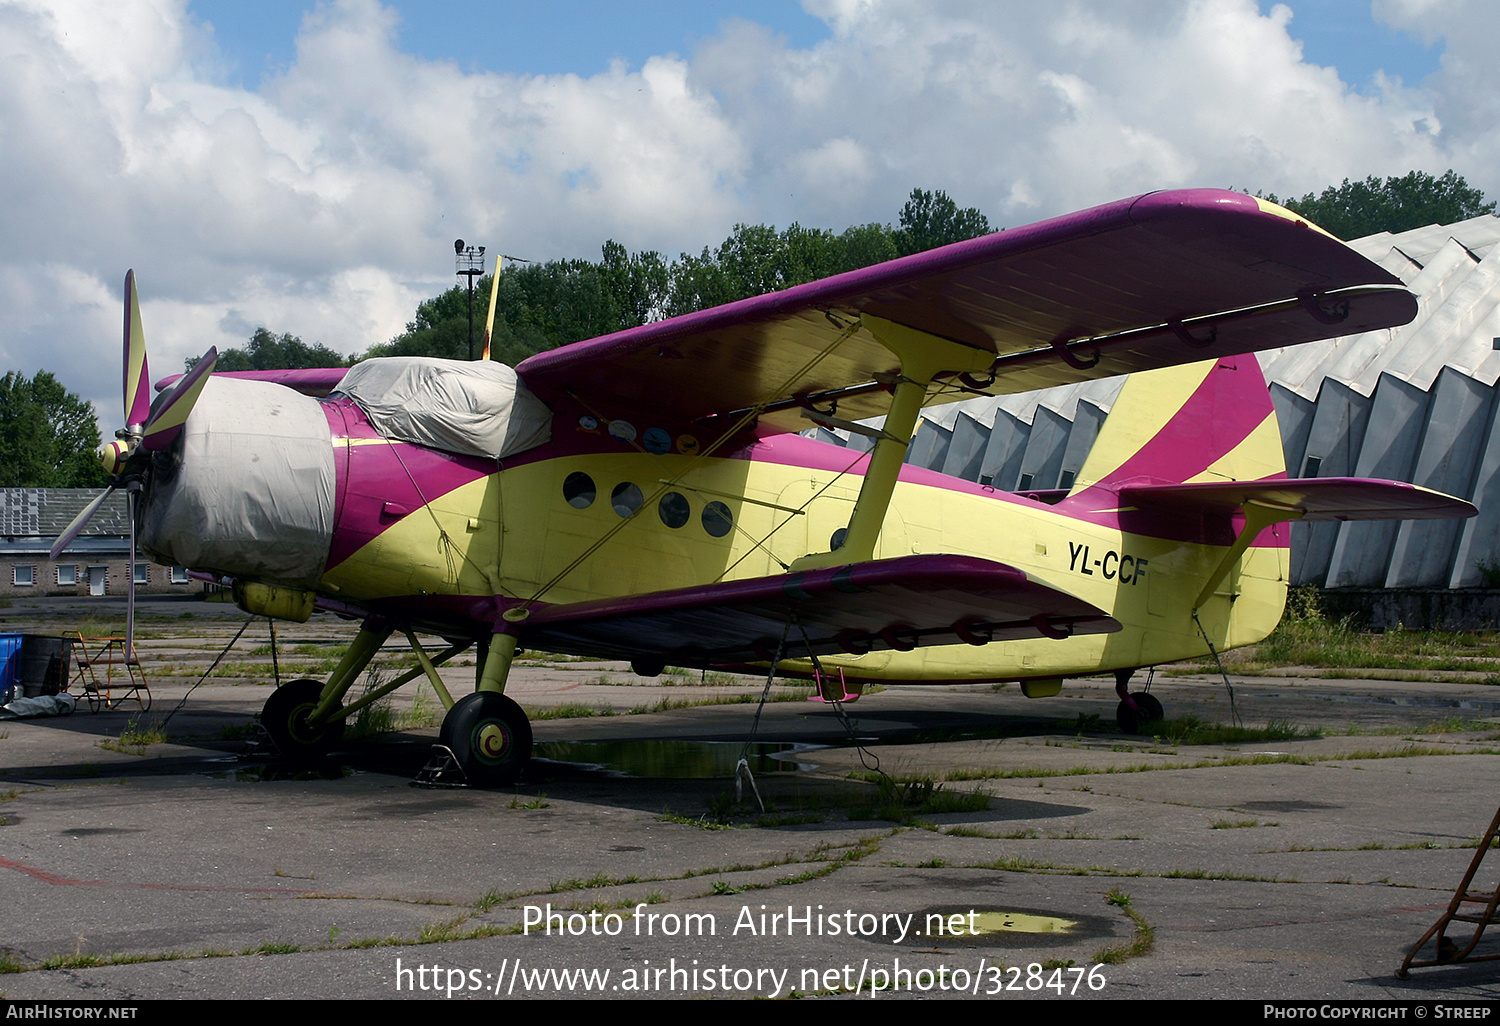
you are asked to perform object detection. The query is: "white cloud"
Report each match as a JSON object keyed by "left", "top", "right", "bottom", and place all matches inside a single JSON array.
[
  {"left": 0, "top": 0, "right": 1492, "bottom": 431},
  {"left": 1374, "top": 0, "right": 1500, "bottom": 172}
]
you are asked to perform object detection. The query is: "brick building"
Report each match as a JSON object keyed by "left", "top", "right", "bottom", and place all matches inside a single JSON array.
[{"left": 0, "top": 488, "right": 196, "bottom": 598}]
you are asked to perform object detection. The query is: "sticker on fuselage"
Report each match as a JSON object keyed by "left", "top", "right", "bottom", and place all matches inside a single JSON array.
[
  {"left": 1068, "top": 541, "right": 1147, "bottom": 584},
  {"left": 676, "top": 434, "right": 699, "bottom": 455},
  {"left": 643, "top": 427, "right": 671, "bottom": 455},
  {"left": 608, "top": 420, "right": 637, "bottom": 443},
  {"left": 577, "top": 415, "right": 601, "bottom": 433}
]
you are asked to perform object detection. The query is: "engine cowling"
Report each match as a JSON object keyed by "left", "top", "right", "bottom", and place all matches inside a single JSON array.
[{"left": 138, "top": 376, "right": 336, "bottom": 590}]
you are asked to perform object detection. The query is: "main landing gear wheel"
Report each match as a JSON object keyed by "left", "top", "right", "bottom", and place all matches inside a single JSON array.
[
  {"left": 440, "top": 692, "right": 533, "bottom": 786},
  {"left": 261, "top": 678, "right": 344, "bottom": 759},
  {"left": 1116, "top": 692, "right": 1164, "bottom": 735}
]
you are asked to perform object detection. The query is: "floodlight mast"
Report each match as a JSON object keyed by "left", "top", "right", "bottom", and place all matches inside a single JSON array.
[{"left": 455, "top": 240, "right": 486, "bottom": 360}]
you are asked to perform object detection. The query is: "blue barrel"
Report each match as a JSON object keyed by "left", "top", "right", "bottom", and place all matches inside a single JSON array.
[{"left": 0, "top": 634, "right": 20, "bottom": 704}]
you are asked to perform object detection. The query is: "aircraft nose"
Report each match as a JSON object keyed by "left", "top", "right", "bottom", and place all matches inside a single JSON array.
[{"left": 137, "top": 376, "right": 336, "bottom": 589}]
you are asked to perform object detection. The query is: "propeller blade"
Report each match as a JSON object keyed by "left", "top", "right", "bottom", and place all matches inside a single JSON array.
[
  {"left": 50, "top": 486, "right": 115, "bottom": 560},
  {"left": 141, "top": 347, "right": 217, "bottom": 451},
  {"left": 123, "top": 270, "right": 151, "bottom": 433}
]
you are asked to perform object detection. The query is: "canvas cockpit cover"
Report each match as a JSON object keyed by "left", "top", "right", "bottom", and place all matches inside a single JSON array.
[{"left": 334, "top": 357, "right": 552, "bottom": 459}]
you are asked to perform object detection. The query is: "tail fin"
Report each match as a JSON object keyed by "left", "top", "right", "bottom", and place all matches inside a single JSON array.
[{"left": 1071, "top": 356, "right": 1284, "bottom": 494}]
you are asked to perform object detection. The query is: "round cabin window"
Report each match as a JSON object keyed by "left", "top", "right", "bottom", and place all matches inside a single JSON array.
[
  {"left": 563, "top": 472, "right": 596, "bottom": 509},
  {"left": 702, "top": 500, "right": 733, "bottom": 538},
  {"left": 658, "top": 491, "right": 691, "bottom": 528},
  {"left": 612, "top": 482, "right": 644, "bottom": 518}
]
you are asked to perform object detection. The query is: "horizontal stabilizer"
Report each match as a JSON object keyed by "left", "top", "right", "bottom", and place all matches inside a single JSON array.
[
  {"left": 1120, "top": 477, "right": 1477, "bottom": 522},
  {"left": 514, "top": 554, "right": 1118, "bottom": 665}
]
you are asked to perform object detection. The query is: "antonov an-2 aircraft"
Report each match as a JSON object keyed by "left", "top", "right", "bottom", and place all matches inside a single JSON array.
[{"left": 56, "top": 189, "right": 1474, "bottom": 784}]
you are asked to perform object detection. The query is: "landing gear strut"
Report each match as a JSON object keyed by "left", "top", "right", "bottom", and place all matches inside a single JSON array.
[
  {"left": 433, "top": 624, "right": 534, "bottom": 785},
  {"left": 1114, "top": 668, "right": 1163, "bottom": 734}
]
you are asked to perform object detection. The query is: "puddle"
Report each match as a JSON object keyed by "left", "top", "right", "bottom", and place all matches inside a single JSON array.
[
  {"left": 209, "top": 763, "right": 355, "bottom": 782},
  {"left": 914, "top": 905, "right": 1112, "bottom": 948},
  {"left": 532, "top": 740, "right": 819, "bottom": 778}
]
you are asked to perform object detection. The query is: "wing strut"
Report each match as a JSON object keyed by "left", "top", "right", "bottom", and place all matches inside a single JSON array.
[
  {"left": 1191, "top": 501, "right": 1303, "bottom": 613},
  {"left": 790, "top": 314, "right": 993, "bottom": 571}
]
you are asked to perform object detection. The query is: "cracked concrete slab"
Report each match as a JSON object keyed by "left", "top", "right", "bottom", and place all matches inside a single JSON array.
[{"left": 2, "top": 599, "right": 1499, "bottom": 1000}]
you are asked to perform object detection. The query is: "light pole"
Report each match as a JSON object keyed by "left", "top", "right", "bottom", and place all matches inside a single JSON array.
[{"left": 454, "top": 239, "right": 486, "bottom": 360}]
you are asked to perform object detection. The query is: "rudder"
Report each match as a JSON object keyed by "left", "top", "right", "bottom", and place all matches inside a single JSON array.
[{"left": 1070, "top": 357, "right": 1283, "bottom": 495}]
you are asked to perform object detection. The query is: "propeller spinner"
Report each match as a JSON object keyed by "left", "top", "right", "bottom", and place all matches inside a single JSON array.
[{"left": 50, "top": 272, "right": 218, "bottom": 654}]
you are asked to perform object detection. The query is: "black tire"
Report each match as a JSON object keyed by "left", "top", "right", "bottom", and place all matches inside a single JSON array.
[
  {"left": 630, "top": 657, "right": 665, "bottom": 678},
  {"left": 440, "top": 692, "right": 533, "bottom": 786},
  {"left": 1116, "top": 692, "right": 1164, "bottom": 735},
  {"left": 262, "top": 678, "right": 344, "bottom": 759}
]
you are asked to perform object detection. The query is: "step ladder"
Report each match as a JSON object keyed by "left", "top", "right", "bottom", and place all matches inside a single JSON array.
[
  {"left": 1398, "top": 804, "right": 1500, "bottom": 977},
  {"left": 70, "top": 634, "right": 151, "bottom": 713}
]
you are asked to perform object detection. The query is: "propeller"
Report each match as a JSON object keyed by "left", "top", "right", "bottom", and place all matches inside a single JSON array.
[{"left": 51, "top": 271, "right": 218, "bottom": 657}]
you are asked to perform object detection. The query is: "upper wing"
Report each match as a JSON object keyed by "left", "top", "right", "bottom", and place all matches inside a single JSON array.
[
  {"left": 517, "top": 190, "right": 1415, "bottom": 434},
  {"left": 1120, "top": 478, "right": 1478, "bottom": 522},
  {"left": 515, "top": 554, "right": 1118, "bottom": 667},
  {"left": 154, "top": 368, "right": 348, "bottom": 398}
]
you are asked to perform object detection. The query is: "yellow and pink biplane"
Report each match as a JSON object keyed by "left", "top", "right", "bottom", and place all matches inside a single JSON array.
[{"left": 58, "top": 189, "right": 1475, "bottom": 784}]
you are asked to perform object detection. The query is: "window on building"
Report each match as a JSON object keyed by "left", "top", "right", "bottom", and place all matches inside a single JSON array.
[
  {"left": 132, "top": 563, "right": 149, "bottom": 585},
  {"left": 56, "top": 564, "right": 77, "bottom": 586},
  {"left": 170, "top": 566, "right": 189, "bottom": 585},
  {"left": 13, "top": 565, "right": 35, "bottom": 586}
]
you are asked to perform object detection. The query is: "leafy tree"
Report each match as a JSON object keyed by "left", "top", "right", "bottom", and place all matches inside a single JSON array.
[
  {"left": 600, "top": 240, "right": 670, "bottom": 328},
  {"left": 364, "top": 247, "right": 671, "bottom": 366},
  {"left": 364, "top": 186, "right": 992, "bottom": 362},
  {"left": 187, "top": 328, "right": 349, "bottom": 372},
  {"left": 663, "top": 220, "right": 906, "bottom": 316},
  {"left": 1265, "top": 170, "right": 1496, "bottom": 240},
  {"left": 365, "top": 285, "right": 489, "bottom": 363},
  {"left": 894, "top": 188, "right": 992, "bottom": 256},
  {"left": 0, "top": 371, "right": 106, "bottom": 487},
  {"left": 834, "top": 222, "right": 901, "bottom": 271}
]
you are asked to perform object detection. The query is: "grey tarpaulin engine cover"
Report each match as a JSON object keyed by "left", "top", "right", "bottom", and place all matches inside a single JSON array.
[
  {"left": 333, "top": 357, "right": 552, "bottom": 460},
  {"left": 140, "top": 377, "right": 336, "bottom": 589}
]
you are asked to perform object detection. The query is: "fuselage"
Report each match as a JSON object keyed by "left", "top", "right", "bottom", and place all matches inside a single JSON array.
[{"left": 313, "top": 393, "right": 1289, "bottom": 684}]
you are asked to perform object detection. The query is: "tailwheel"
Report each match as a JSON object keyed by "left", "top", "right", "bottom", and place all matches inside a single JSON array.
[
  {"left": 440, "top": 692, "right": 533, "bottom": 786},
  {"left": 1116, "top": 692, "right": 1164, "bottom": 735},
  {"left": 261, "top": 678, "right": 345, "bottom": 759}
]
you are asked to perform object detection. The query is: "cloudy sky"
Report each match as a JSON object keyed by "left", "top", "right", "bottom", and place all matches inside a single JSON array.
[{"left": 2, "top": 0, "right": 1495, "bottom": 429}]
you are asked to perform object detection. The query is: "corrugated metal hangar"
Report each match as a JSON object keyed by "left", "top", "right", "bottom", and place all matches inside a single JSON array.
[{"left": 809, "top": 213, "right": 1500, "bottom": 592}]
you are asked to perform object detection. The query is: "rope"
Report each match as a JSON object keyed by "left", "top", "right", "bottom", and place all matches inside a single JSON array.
[
  {"left": 1192, "top": 610, "right": 1242, "bottom": 727},
  {"left": 733, "top": 621, "right": 792, "bottom": 811},
  {"left": 159, "top": 619, "right": 253, "bottom": 729}
]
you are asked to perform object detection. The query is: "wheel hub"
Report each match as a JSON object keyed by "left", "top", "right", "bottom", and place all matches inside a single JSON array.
[
  {"left": 287, "top": 704, "right": 321, "bottom": 745},
  {"left": 478, "top": 722, "right": 510, "bottom": 760}
]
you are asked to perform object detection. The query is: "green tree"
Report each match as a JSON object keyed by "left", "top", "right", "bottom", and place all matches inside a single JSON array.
[
  {"left": 834, "top": 222, "right": 901, "bottom": 271},
  {"left": 663, "top": 219, "right": 905, "bottom": 316},
  {"left": 368, "top": 187, "right": 990, "bottom": 360},
  {"left": 894, "top": 188, "right": 992, "bottom": 256},
  {"left": 188, "top": 328, "right": 349, "bottom": 372},
  {"left": 0, "top": 371, "right": 106, "bottom": 487},
  {"left": 365, "top": 243, "right": 675, "bottom": 366},
  {"left": 600, "top": 240, "right": 670, "bottom": 327},
  {"left": 1265, "top": 170, "right": 1496, "bottom": 240}
]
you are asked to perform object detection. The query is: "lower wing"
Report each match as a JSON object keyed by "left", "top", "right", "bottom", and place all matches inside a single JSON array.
[{"left": 513, "top": 554, "right": 1119, "bottom": 665}]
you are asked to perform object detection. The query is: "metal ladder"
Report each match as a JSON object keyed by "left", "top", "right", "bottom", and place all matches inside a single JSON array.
[{"left": 1398, "top": 804, "right": 1500, "bottom": 977}]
